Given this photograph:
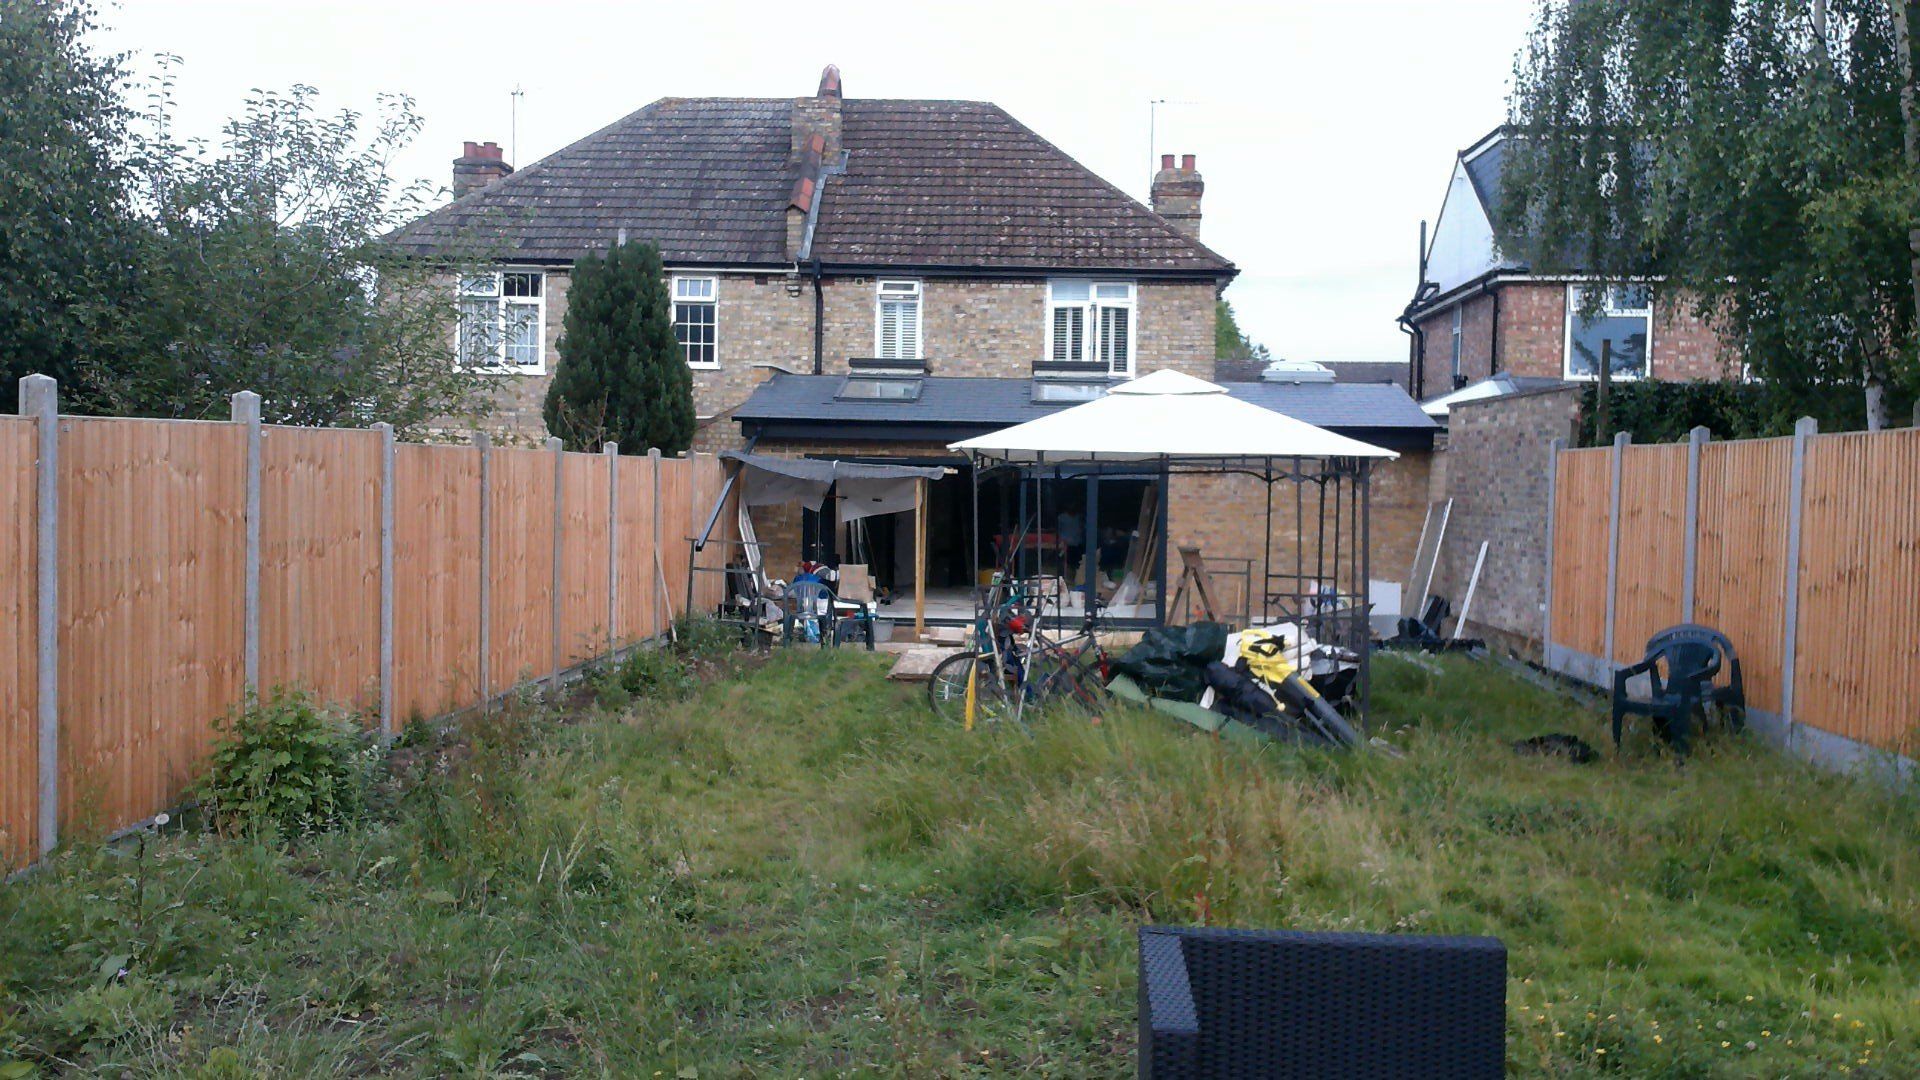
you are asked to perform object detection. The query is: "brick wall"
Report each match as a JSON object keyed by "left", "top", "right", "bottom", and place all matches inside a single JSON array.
[
  {"left": 1426, "top": 385, "right": 1581, "bottom": 654},
  {"left": 457, "top": 270, "right": 1218, "bottom": 446},
  {"left": 1165, "top": 451, "right": 1435, "bottom": 618},
  {"left": 1411, "top": 281, "right": 1738, "bottom": 397}
]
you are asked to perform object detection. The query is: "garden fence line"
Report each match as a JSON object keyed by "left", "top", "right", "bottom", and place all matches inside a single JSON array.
[
  {"left": 1544, "top": 420, "right": 1919, "bottom": 768},
  {"left": 1, "top": 375, "right": 733, "bottom": 870}
]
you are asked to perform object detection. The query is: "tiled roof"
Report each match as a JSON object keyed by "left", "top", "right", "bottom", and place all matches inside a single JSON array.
[
  {"left": 388, "top": 97, "right": 1233, "bottom": 276},
  {"left": 813, "top": 100, "right": 1233, "bottom": 273},
  {"left": 734, "top": 374, "right": 1435, "bottom": 437},
  {"left": 388, "top": 98, "right": 796, "bottom": 265}
]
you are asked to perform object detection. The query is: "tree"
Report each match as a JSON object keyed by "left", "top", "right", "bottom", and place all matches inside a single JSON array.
[
  {"left": 1500, "top": 0, "right": 1919, "bottom": 428},
  {"left": 545, "top": 240, "right": 694, "bottom": 453},
  {"left": 103, "top": 69, "right": 486, "bottom": 431},
  {"left": 1215, "top": 299, "right": 1272, "bottom": 362},
  {"left": 0, "top": 0, "right": 141, "bottom": 411}
]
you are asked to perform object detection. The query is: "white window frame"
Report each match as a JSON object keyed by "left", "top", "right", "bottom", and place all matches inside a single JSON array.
[
  {"left": 673, "top": 275, "right": 719, "bottom": 369},
  {"left": 1562, "top": 284, "right": 1653, "bottom": 381},
  {"left": 873, "top": 279, "right": 924, "bottom": 361},
  {"left": 457, "top": 269, "right": 547, "bottom": 375},
  {"left": 1045, "top": 280, "right": 1136, "bottom": 377}
]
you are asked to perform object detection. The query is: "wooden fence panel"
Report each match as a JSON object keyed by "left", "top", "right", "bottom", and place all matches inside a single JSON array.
[
  {"left": 1550, "top": 447, "right": 1611, "bottom": 658},
  {"left": 689, "top": 453, "right": 727, "bottom": 614},
  {"left": 259, "top": 426, "right": 382, "bottom": 715},
  {"left": 1693, "top": 437, "right": 1792, "bottom": 715},
  {"left": 659, "top": 458, "right": 693, "bottom": 620},
  {"left": 58, "top": 418, "right": 246, "bottom": 839},
  {"left": 1612, "top": 443, "right": 1689, "bottom": 663},
  {"left": 1794, "top": 430, "right": 1920, "bottom": 753},
  {"left": 615, "top": 454, "right": 660, "bottom": 646},
  {"left": 0, "top": 418, "right": 37, "bottom": 867},
  {"left": 392, "top": 444, "right": 481, "bottom": 722},
  {"left": 488, "top": 447, "right": 556, "bottom": 691},
  {"left": 558, "top": 452, "right": 611, "bottom": 665}
]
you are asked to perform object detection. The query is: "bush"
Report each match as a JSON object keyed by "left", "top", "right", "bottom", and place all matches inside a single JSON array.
[
  {"left": 201, "top": 688, "right": 372, "bottom": 837},
  {"left": 672, "top": 612, "right": 741, "bottom": 664}
]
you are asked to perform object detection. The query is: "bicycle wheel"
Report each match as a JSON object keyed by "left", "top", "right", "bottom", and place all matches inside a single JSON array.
[{"left": 927, "top": 652, "right": 1013, "bottom": 724}]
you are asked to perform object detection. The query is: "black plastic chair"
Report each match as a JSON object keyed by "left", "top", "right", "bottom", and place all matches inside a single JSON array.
[
  {"left": 1139, "top": 925, "right": 1506, "bottom": 1079},
  {"left": 1610, "top": 623, "right": 1746, "bottom": 753}
]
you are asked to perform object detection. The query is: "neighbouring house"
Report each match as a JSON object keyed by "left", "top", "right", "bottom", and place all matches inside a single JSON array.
[
  {"left": 1400, "top": 127, "right": 1738, "bottom": 418},
  {"left": 390, "top": 66, "right": 1439, "bottom": 624}
]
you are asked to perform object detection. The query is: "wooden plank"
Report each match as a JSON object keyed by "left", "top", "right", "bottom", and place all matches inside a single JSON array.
[
  {"left": 1611, "top": 442, "right": 1689, "bottom": 662},
  {"left": 615, "top": 454, "right": 659, "bottom": 645},
  {"left": 1548, "top": 447, "right": 1611, "bottom": 658},
  {"left": 0, "top": 418, "right": 37, "bottom": 867},
  {"left": 558, "top": 451, "right": 611, "bottom": 665},
  {"left": 58, "top": 417, "right": 247, "bottom": 841},
  {"left": 1692, "top": 437, "right": 1793, "bottom": 715},
  {"left": 1794, "top": 430, "right": 1920, "bottom": 753},
  {"left": 258, "top": 426, "right": 382, "bottom": 716},
  {"left": 391, "top": 443, "right": 481, "bottom": 723},
  {"left": 487, "top": 446, "right": 557, "bottom": 690}
]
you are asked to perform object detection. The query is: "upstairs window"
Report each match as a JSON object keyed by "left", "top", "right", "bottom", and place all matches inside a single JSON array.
[
  {"left": 673, "top": 276, "right": 718, "bottom": 368},
  {"left": 1450, "top": 305, "right": 1463, "bottom": 384},
  {"left": 875, "top": 279, "right": 923, "bottom": 360},
  {"left": 1565, "top": 284, "right": 1651, "bottom": 380},
  {"left": 1047, "top": 280, "right": 1135, "bottom": 377},
  {"left": 458, "top": 270, "right": 546, "bottom": 373}
]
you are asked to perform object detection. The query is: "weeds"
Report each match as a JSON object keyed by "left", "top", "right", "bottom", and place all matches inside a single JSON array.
[
  {"left": 200, "top": 688, "right": 375, "bottom": 838},
  {"left": 2, "top": 651, "right": 1915, "bottom": 1076}
]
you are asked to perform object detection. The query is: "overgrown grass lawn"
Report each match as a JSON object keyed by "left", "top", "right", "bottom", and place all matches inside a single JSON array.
[{"left": 4, "top": 649, "right": 1918, "bottom": 1076}]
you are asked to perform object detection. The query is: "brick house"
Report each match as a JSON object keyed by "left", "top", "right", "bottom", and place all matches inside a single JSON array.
[
  {"left": 1401, "top": 128, "right": 1737, "bottom": 415},
  {"left": 390, "top": 66, "right": 1438, "bottom": 623}
]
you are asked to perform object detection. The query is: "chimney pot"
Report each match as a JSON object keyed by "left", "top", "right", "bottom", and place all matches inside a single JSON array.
[
  {"left": 1181, "top": 153, "right": 1195, "bottom": 171},
  {"left": 818, "top": 64, "right": 842, "bottom": 99},
  {"left": 1160, "top": 153, "right": 1174, "bottom": 171},
  {"left": 453, "top": 139, "right": 514, "bottom": 198},
  {"left": 464, "top": 140, "right": 481, "bottom": 158}
]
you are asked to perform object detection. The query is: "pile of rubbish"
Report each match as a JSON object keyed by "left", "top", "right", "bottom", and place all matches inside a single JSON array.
[{"left": 1110, "top": 621, "right": 1361, "bottom": 749}]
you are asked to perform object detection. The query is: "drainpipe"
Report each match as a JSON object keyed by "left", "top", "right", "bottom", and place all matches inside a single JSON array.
[
  {"left": 1488, "top": 281, "right": 1502, "bottom": 375},
  {"left": 811, "top": 257, "right": 824, "bottom": 375},
  {"left": 1398, "top": 219, "right": 1434, "bottom": 399}
]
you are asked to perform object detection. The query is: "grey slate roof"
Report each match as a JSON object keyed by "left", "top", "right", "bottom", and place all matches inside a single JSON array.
[
  {"left": 389, "top": 98, "right": 795, "bottom": 265},
  {"left": 733, "top": 374, "right": 1436, "bottom": 435},
  {"left": 388, "top": 97, "right": 1233, "bottom": 275},
  {"left": 812, "top": 100, "right": 1233, "bottom": 272}
]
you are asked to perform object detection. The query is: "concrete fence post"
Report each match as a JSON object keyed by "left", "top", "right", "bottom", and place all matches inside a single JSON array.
[
  {"left": 1682, "top": 426, "right": 1709, "bottom": 623},
  {"left": 1781, "top": 416, "right": 1817, "bottom": 750},
  {"left": 1542, "top": 437, "right": 1563, "bottom": 664},
  {"left": 1603, "top": 431, "right": 1631, "bottom": 665},
  {"left": 473, "top": 433, "right": 492, "bottom": 709},
  {"left": 374, "top": 422, "right": 395, "bottom": 739},
  {"left": 20, "top": 374, "right": 59, "bottom": 857},
  {"left": 231, "top": 391, "right": 262, "bottom": 693},
  {"left": 605, "top": 442, "right": 619, "bottom": 653},
  {"left": 549, "top": 436, "right": 565, "bottom": 693},
  {"left": 650, "top": 448, "right": 665, "bottom": 634}
]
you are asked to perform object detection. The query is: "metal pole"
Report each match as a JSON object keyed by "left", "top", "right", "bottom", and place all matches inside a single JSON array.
[
  {"left": 376, "top": 423, "right": 395, "bottom": 738},
  {"left": 232, "top": 391, "right": 262, "bottom": 694},
  {"left": 1360, "top": 458, "right": 1373, "bottom": 725},
  {"left": 1682, "top": 426, "right": 1708, "bottom": 623},
  {"left": 1262, "top": 459, "right": 1273, "bottom": 626},
  {"left": 1781, "top": 417, "right": 1817, "bottom": 750},
  {"left": 20, "top": 375, "right": 59, "bottom": 857}
]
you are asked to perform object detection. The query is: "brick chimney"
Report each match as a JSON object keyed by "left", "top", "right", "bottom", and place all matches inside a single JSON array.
[
  {"left": 1151, "top": 153, "right": 1204, "bottom": 241},
  {"left": 453, "top": 141, "right": 513, "bottom": 198},
  {"left": 787, "top": 65, "right": 843, "bottom": 259}
]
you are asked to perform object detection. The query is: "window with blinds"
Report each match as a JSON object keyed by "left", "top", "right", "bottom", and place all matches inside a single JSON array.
[
  {"left": 875, "top": 279, "right": 922, "bottom": 360},
  {"left": 1047, "top": 280, "right": 1134, "bottom": 375}
]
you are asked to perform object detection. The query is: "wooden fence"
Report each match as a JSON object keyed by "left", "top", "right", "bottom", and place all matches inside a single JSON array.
[
  {"left": 1, "top": 377, "right": 732, "bottom": 869},
  {"left": 1546, "top": 421, "right": 1920, "bottom": 760}
]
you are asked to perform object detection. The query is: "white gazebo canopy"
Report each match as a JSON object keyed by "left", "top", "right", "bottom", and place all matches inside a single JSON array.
[{"left": 949, "top": 369, "right": 1397, "bottom": 463}]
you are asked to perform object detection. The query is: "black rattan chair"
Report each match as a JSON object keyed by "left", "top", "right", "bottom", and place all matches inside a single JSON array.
[{"left": 1139, "top": 925, "right": 1506, "bottom": 1078}]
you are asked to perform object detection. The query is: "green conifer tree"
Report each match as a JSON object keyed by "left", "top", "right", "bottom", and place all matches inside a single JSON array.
[{"left": 544, "top": 240, "right": 694, "bottom": 452}]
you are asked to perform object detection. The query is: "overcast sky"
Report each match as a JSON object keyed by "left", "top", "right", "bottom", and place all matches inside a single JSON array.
[{"left": 95, "top": 0, "right": 1536, "bottom": 365}]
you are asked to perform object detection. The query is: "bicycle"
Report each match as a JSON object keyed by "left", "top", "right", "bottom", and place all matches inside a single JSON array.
[{"left": 926, "top": 586, "right": 1114, "bottom": 725}]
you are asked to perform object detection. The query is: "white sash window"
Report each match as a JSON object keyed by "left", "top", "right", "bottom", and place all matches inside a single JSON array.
[
  {"left": 1046, "top": 280, "right": 1135, "bottom": 376},
  {"left": 875, "top": 279, "right": 922, "bottom": 360}
]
